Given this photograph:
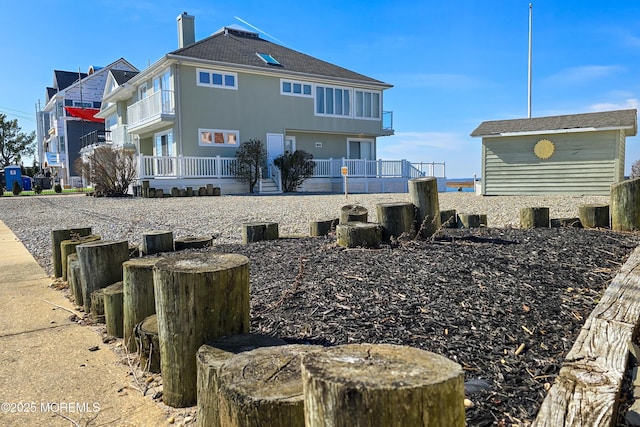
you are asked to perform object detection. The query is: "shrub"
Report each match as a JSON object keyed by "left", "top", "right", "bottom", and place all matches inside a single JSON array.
[
  {"left": 0, "top": 186, "right": 4, "bottom": 196},
  {"left": 34, "top": 184, "right": 42, "bottom": 194},
  {"left": 231, "top": 139, "right": 267, "bottom": 193},
  {"left": 54, "top": 184, "right": 62, "bottom": 193},
  {"left": 12, "top": 180, "right": 21, "bottom": 195},
  {"left": 274, "top": 150, "right": 316, "bottom": 192},
  {"left": 74, "top": 146, "right": 137, "bottom": 196}
]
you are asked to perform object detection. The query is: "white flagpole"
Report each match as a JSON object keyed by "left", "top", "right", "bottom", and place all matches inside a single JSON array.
[{"left": 528, "top": 3, "right": 533, "bottom": 118}]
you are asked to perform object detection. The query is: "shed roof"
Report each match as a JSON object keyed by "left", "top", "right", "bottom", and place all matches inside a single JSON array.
[
  {"left": 169, "top": 26, "right": 391, "bottom": 87},
  {"left": 471, "top": 109, "right": 637, "bottom": 138}
]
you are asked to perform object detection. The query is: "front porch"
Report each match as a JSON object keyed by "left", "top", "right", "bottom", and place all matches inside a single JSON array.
[{"left": 136, "top": 155, "right": 446, "bottom": 194}]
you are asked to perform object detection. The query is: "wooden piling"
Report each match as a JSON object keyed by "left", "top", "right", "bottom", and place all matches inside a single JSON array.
[{"left": 408, "top": 177, "right": 441, "bottom": 238}]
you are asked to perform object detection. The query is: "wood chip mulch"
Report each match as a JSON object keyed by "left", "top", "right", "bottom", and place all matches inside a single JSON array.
[{"left": 202, "top": 227, "right": 640, "bottom": 426}]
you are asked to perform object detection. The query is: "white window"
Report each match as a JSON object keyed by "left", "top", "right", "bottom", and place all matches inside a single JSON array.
[
  {"left": 355, "top": 90, "right": 381, "bottom": 119},
  {"left": 281, "top": 79, "right": 312, "bottom": 97},
  {"left": 199, "top": 129, "right": 239, "bottom": 146},
  {"left": 315, "top": 85, "right": 350, "bottom": 117},
  {"left": 197, "top": 68, "right": 237, "bottom": 90}
]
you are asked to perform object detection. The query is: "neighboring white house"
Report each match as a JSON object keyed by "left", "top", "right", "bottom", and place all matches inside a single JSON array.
[
  {"left": 470, "top": 109, "right": 637, "bottom": 195},
  {"left": 37, "top": 58, "right": 138, "bottom": 186}
]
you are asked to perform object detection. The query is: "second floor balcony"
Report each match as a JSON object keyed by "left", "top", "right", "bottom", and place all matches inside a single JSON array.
[
  {"left": 127, "top": 90, "right": 175, "bottom": 134},
  {"left": 80, "top": 125, "right": 138, "bottom": 152}
]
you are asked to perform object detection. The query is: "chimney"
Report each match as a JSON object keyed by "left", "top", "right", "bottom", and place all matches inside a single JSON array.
[{"left": 177, "top": 12, "right": 195, "bottom": 48}]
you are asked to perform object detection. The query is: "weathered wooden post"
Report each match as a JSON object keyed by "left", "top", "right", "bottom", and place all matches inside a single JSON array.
[
  {"left": 550, "top": 217, "right": 582, "bottom": 228},
  {"left": 141, "top": 230, "right": 173, "bottom": 255},
  {"left": 51, "top": 227, "right": 92, "bottom": 278},
  {"left": 103, "top": 281, "right": 124, "bottom": 338},
  {"left": 457, "top": 213, "right": 488, "bottom": 229},
  {"left": 578, "top": 204, "right": 610, "bottom": 229},
  {"left": 134, "top": 314, "right": 161, "bottom": 373},
  {"left": 77, "top": 240, "right": 130, "bottom": 313},
  {"left": 217, "top": 345, "right": 322, "bottom": 427},
  {"left": 196, "top": 334, "right": 287, "bottom": 427},
  {"left": 60, "top": 234, "right": 101, "bottom": 281},
  {"left": 123, "top": 257, "right": 159, "bottom": 353},
  {"left": 336, "top": 222, "right": 382, "bottom": 248},
  {"left": 408, "top": 177, "right": 441, "bottom": 238},
  {"left": 91, "top": 289, "right": 106, "bottom": 323},
  {"left": 309, "top": 218, "right": 339, "bottom": 237},
  {"left": 141, "top": 180, "right": 150, "bottom": 198},
  {"left": 440, "top": 209, "right": 457, "bottom": 228},
  {"left": 611, "top": 178, "right": 640, "bottom": 231},
  {"left": 339, "top": 205, "right": 368, "bottom": 224},
  {"left": 242, "top": 222, "right": 279, "bottom": 243},
  {"left": 520, "top": 207, "right": 550, "bottom": 228},
  {"left": 153, "top": 252, "right": 250, "bottom": 407},
  {"left": 67, "top": 254, "right": 82, "bottom": 306},
  {"left": 301, "top": 343, "right": 465, "bottom": 427},
  {"left": 175, "top": 236, "right": 214, "bottom": 250},
  {"left": 376, "top": 202, "right": 416, "bottom": 241}
]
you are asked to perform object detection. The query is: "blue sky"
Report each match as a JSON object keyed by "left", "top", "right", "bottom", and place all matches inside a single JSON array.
[{"left": 2, "top": 0, "right": 640, "bottom": 178}]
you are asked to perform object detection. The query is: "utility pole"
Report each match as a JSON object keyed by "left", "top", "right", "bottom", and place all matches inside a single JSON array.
[{"left": 528, "top": 3, "right": 533, "bottom": 118}]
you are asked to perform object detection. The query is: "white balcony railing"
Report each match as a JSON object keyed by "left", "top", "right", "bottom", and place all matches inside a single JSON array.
[
  {"left": 109, "top": 124, "right": 137, "bottom": 146},
  {"left": 137, "top": 155, "right": 445, "bottom": 180},
  {"left": 127, "top": 90, "right": 175, "bottom": 128}
]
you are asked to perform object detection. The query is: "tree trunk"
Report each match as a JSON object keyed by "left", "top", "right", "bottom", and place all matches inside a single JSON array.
[
  {"left": 51, "top": 227, "right": 92, "bottom": 278},
  {"left": 520, "top": 207, "right": 550, "bottom": 229},
  {"left": 440, "top": 209, "right": 457, "bottom": 228},
  {"left": 141, "top": 230, "right": 173, "bottom": 255},
  {"left": 175, "top": 236, "right": 214, "bottom": 250},
  {"left": 339, "top": 205, "right": 368, "bottom": 224},
  {"left": 77, "top": 240, "right": 130, "bottom": 313},
  {"left": 153, "top": 253, "right": 251, "bottom": 407},
  {"left": 103, "top": 281, "right": 124, "bottom": 338},
  {"left": 134, "top": 314, "right": 161, "bottom": 373},
  {"left": 376, "top": 202, "right": 416, "bottom": 241},
  {"left": 196, "top": 334, "right": 287, "bottom": 427},
  {"left": 242, "top": 222, "right": 279, "bottom": 244},
  {"left": 408, "top": 177, "right": 441, "bottom": 238},
  {"left": 578, "top": 204, "right": 610, "bottom": 229},
  {"left": 66, "top": 254, "right": 82, "bottom": 307},
  {"left": 91, "top": 289, "right": 105, "bottom": 323},
  {"left": 309, "top": 218, "right": 339, "bottom": 237},
  {"left": 336, "top": 222, "right": 382, "bottom": 248},
  {"left": 457, "top": 213, "right": 488, "bottom": 229},
  {"left": 217, "top": 345, "right": 322, "bottom": 427},
  {"left": 612, "top": 178, "right": 640, "bottom": 231},
  {"left": 301, "top": 343, "right": 465, "bottom": 427},
  {"left": 123, "top": 257, "right": 160, "bottom": 353},
  {"left": 60, "top": 234, "right": 100, "bottom": 281}
]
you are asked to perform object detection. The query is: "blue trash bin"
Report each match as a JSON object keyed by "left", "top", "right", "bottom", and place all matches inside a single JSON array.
[{"left": 22, "top": 176, "right": 32, "bottom": 191}]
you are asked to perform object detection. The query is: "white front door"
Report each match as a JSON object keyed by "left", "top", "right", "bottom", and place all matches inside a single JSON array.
[{"left": 266, "top": 133, "right": 284, "bottom": 164}]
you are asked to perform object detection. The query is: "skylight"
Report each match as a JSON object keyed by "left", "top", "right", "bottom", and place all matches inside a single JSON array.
[{"left": 257, "top": 53, "right": 280, "bottom": 65}]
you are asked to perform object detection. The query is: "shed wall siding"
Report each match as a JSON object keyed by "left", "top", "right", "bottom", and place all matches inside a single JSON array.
[{"left": 482, "top": 130, "right": 620, "bottom": 195}]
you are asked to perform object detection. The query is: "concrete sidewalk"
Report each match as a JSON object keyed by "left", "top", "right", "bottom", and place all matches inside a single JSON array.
[{"left": 0, "top": 221, "right": 168, "bottom": 426}]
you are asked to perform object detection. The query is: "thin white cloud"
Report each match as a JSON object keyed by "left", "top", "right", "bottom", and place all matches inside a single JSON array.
[
  {"left": 589, "top": 98, "right": 639, "bottom": 111},
  {"left": 545, "top": 65, "right": 626, "bottom": 85},
  {"left": 379, "top": 131, "right": 471, "bottom": 154}
]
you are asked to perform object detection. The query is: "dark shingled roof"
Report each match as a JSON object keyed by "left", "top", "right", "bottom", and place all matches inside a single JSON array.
[
  {"left": 53, "top": 70, "right": 86, "bottom": 91},
  {"left": 46, "top": 87, "right": 57, "bottom": 102},
  {"left": 471, "top": 109, "right": 637, "bottom": 137},
  {"left": 169, "top": 27, "right": 390, "bottom": 87},
  {"left": 110, "top": 69, "right": 139, "bottom": 85}
]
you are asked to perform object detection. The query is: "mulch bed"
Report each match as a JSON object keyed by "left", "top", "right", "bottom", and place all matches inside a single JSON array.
[{"left": 199, "top": 226, "right": 640, "bottom": 426}]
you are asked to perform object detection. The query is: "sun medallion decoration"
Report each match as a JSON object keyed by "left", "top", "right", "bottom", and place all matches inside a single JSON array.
[{"left": 534, "top": 139, "right": 555, "bottom": 159}]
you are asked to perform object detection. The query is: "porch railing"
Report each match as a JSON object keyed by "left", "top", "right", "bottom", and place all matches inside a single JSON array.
[
  {"left": 127, "top": 90, "right": 175, "bottom": 127},
  {"left": 137, "top": 155, "right": 446, "bottom": 180}
]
